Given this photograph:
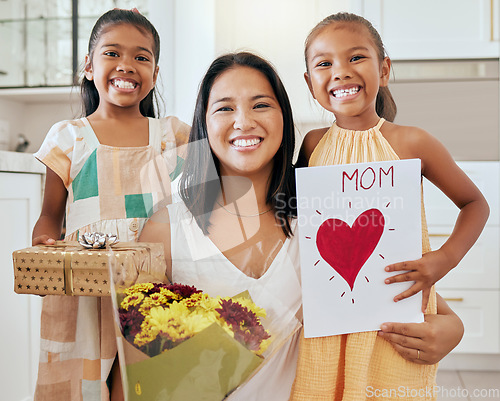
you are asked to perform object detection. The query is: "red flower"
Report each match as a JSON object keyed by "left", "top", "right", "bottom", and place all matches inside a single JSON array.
[{"left": 216, "top": 299, "right": 270, "bottom": 351}]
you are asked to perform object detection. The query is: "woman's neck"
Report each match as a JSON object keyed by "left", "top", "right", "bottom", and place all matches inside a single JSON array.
[{"left": 218, "top": 174, "right": 271, "bottom": 214}]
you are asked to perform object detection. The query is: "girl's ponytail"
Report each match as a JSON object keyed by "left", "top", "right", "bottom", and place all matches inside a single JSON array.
[{"left": 376, "top": 86, "right": 397, "bottom": 122}]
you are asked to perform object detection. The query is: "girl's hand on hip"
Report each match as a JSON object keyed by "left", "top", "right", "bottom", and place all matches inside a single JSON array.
[{"left": 384, "top": 250, "right": 453, "bottom": 312}]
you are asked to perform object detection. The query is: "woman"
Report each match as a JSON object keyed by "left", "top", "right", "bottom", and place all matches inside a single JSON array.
[{"left": 139, "top": 52, "right": 464, "bottom": 400}]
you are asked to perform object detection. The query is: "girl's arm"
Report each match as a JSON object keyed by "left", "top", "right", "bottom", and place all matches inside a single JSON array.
[
  {"left": 378, "top": 293, "right": 464, "bottom": 364},
  {"left": 138, "top": 208, "right": 172, "bottom": 282},
  {"left": 32, "top": 167, "right": 67, "bottom": 245},
  {"left": 385, "top": 127, "right": 489, "bottom": 310}
]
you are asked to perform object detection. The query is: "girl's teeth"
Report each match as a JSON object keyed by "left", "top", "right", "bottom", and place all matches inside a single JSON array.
[
  {"left": 232, "top": 138, "right": 261, "bottom": 147},
  {"left": 113, "top": 80, "right": 135, "bottom": 89},
  {"left": 333, "top": 87, "right": 360, "bottom": 97}
]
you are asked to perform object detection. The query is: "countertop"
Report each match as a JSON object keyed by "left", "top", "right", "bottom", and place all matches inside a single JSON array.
[{"left": 0, "top": 150, "right": 45, "bottom": 174}]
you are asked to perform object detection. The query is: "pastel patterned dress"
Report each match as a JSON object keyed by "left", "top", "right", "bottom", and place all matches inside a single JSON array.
[
  {"left": 290, "top": 118, "right": 438, "bottom": 401},
  {"left": 33, "top": 116, "right": 189, "bottom": 401}
]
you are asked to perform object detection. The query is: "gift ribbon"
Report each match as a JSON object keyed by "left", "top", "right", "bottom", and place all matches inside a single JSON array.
[{"left": 49, "top": 241, "right": 158, "bottom": 296}]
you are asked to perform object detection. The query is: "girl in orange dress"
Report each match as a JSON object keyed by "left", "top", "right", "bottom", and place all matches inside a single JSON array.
[{"left": 291, "top": 12, "right": 489, "bottom": 400}]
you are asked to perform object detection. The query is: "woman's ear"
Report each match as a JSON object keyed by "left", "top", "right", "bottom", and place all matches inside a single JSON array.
[
  {"left": 380, "top": 57, "right": 391, "bottom": 87},
  {"left": 84, "top": 54, "right": 93, "bottom": 80},
  {"left": 304, "top": 72, "right": 316, "bottom": 99}
]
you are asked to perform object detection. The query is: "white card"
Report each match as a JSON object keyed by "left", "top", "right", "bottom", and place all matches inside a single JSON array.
[{"left": 296, "top": 159, "right": 424, "bottom": 338}]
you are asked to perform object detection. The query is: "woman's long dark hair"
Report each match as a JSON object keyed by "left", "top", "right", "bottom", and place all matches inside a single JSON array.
[
  {"left": 80, "top": 9, "right": 161, "bottom": 117},
  {"left": 179, "top": 52, "right": 297, "bottom": 237},
  {"left": 305, "top": 12, "right": 397, "bottom": 122}
]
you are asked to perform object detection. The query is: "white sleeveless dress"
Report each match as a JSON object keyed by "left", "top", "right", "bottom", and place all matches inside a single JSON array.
[{"left": 167, "top": 201, "right": 303, "bottom": 400}]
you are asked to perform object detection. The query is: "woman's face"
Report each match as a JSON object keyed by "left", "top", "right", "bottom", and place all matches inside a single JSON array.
[{"left": 206, "top": 66, "right": 284, "bottom": 178}]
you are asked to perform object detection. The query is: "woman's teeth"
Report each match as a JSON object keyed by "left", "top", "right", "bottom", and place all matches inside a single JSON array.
[
  {"left": 333, "top": 87, "right": 360, "bottom": 97},
  {"left": 112, "top": 79, "right": 136, "bottom": 89},
  {"left": 232, "top": 138, "right": 262, "bottom": 147}
]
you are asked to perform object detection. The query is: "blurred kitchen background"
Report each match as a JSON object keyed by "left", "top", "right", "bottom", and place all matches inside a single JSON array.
[{"left": 0, "top": 1, "right": 499, "bottom": 400}]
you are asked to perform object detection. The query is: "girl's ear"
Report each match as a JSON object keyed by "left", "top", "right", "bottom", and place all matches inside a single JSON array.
[
  {"left": 304, "top": 72, "right": 316, "bottom": 99},
  {"left": 84, "top": 54, "right": 93, "bottom": 80},
  {"left": 380, "top": 57, "right": 391, "bottom": 87},
  {"left": 152, "top": 65, "right": 159, "bottom": 87}
]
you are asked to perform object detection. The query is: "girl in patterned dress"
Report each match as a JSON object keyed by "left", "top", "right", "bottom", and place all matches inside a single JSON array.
[
  {"left": 31, "top": 9, "right": 189, "bottom": 401},
  {"left": 291, "top": 12, "right": 489, "bottom": 400}
]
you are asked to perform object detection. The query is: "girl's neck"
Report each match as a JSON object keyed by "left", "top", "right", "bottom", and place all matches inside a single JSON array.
[
  {"left": 334, "top": 113, "right": 381, "bottom": 132},
  {"left": 89, "top": 104, "right": 145, "bottom": 121}
]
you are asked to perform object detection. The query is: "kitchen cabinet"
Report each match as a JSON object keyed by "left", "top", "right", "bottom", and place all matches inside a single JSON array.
[
  {"left": 0, "top": 171, "right": 43, "bottom": 401},
  {"left": 360, "top": 0, "right": 500, "bottom": 60},
  {"left": 424, "top": 162, "right": 500, "bottom": 354}
]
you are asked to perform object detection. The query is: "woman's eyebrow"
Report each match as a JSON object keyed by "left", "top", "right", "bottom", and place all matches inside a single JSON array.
[{"left": 211, "top": 94, "right": 275, "bottom": 105}]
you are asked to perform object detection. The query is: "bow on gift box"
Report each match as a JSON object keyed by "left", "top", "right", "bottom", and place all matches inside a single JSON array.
[{"left": 79, "top": 232, "right": 119, "bottom": 249}]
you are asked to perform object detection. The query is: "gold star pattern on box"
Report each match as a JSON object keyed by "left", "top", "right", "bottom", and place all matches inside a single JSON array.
[{"left": 12, "top": 242, "right": 167, "bottom": 297}]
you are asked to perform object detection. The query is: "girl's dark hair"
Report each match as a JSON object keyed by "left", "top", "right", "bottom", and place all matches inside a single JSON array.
[
  {"left": 305, "top": 12, "right": 397, "bottom": 122},
  {"left": 179, "top": 52, "right": 297, "bottom": 237},
  {"left": 80, "top": 9, "right": 160, "bottom": 117}
]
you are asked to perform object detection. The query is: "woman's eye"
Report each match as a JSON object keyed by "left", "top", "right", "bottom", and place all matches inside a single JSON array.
[
  {"left": 216, "top": 106, "right": 232, "bottom": 112},
  {"left": 254, "top": 103, "right": 270, "bottom": 109}
]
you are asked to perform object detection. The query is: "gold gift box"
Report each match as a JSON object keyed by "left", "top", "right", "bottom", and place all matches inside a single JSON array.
[{"left": 12, "top": 241, "right": 166, "bottom": 296}]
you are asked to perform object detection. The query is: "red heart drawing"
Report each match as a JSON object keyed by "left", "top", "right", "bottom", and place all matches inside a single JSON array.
[{"left": 316, "top": 208, "right": 385, "bottom": 290}]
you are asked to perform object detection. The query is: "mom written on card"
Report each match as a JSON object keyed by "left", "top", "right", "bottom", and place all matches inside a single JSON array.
[{"left": 296, "top": 159, "right": 424, "bottom": 338}]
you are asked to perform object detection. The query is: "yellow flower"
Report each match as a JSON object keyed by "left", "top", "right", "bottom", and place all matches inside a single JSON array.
[
  {"left": 121, "top": 293, "right": 145, "bottom": 311},
  {"left": 182, "top": 312, "right": 213, "bottom": 335},
  {"left": 124, "top": 283, "right": 154, "bottom": 296},
  {"left": 159, "top": 288, "right": 182, "bottom": 301},
  {"left": 138, "top": 293, "right": 169, "bottom": 315}
]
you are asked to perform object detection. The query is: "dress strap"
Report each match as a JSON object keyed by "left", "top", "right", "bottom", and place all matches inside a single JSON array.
[
  {"left": 148, "top": 117, "right": 162, "bottom": 153},
  {"left": 375, "top": 117, "right": 386, "bottom": 130}
]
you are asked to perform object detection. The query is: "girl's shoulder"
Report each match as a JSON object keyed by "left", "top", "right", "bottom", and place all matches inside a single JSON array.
[
  {"left": 380, "top": 121, "right": 438, "bottom": 160},
  {"left": 159, "top": 116, "right": 191, "bottom": 147},
  {"left": 296, "top": 127, "right": 329, "bottom": 167}
]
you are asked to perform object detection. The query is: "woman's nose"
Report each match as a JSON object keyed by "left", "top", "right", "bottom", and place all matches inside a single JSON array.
[{"left": 233, "top": 110, "right": 257, "bottom": 130}]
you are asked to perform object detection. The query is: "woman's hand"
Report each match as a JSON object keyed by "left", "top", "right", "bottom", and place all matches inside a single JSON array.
[{"left": 377, "top": 294, "right": 464, "bottom": 364}]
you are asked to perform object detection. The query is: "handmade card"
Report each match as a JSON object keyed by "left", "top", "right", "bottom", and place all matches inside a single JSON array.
[{"left": 296, "top": 159, "right": 424, "bottom": 338}]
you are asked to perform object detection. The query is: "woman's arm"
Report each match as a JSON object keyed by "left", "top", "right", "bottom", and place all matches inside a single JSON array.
[
  {"left": 138, "top": 208, "right": 172, "bottom": 282},
  {"left": 377, "top": 293, "right": 464, "bottom": 364},
  {"left": 32, "top": 167, "right": 67, "bottom": 245}
]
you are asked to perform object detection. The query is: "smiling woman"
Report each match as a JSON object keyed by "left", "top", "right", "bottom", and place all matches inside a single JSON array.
[{"left": 139, "top": 52, "right": 302, "bottom": 400}]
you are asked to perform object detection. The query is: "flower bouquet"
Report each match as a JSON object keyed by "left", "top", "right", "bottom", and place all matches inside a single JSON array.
[{"left": 109, "top": 255, "right": 300, "bottom": 401}]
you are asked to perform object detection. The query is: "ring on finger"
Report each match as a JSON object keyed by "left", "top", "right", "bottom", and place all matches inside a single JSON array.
[{"left": 416, "top": 349, "right": 420, "bottom": 360}]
